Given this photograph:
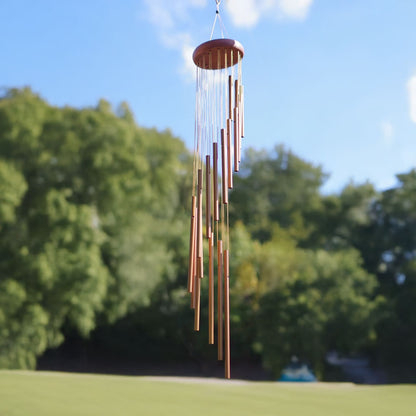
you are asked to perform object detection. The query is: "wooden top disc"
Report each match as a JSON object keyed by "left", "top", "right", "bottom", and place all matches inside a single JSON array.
[{"left": 193, "top": 39, "right": 244, "bottom": 70}]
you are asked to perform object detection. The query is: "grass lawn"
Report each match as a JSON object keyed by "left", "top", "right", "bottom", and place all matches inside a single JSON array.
[{"left": 0, "top": 371, "right": 415, "bottom": 416}]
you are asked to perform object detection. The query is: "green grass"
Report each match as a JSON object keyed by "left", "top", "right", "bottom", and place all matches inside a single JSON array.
[{"left": 0, "top": 371, "right": 415, "bottom": 416}]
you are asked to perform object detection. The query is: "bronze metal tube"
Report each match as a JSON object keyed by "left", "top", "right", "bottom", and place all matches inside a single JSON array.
[
  {"left": 209, "top": 233, "right": 214, "bottom": 344},
  {"left": 205, "top": 155, "right": 211, "bottom": 238},
  {"left": 221, "top": 129, "right": 228, "bottom": 204},
  {"left": 217, "top": 239, "right": 223, "bottom": 360},
  {"left": 213, "top": 142, "right": 219, "bottom": 221},
  {"left": 224, "top": 249, "right": 230, "bottom": 378}
]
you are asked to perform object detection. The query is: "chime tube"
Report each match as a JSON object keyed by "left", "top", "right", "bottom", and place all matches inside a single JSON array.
[
  {"left": 217, "top": 239, "right": 223, "bottom": 360},
  {"left": 234, "top": 108, "right": 239, "bottom": 172},
  {"left": 221, "top": 129, "right": 228, "bottom": 204},
  {"left": 194, "top": 260, "right": 201, "bottom": 331},
  {"left": 228, "top": 75, "right": 233, "bottom": 120},
  {"left": 224, "top": 249, "right": 230, "bottom": 379},
  {"left": 209, "top": 233, "right": 214, "bottom": 344},
  {"left": 227, "top": 119, "right": 233, "bottom": 189},
  {"left": 235, "top": 78, "right": 241, "bottom": 168},
  {"left": 197, "top": 168, "right": 203, "bottom": 278},
  {"left": 213, "top": 142, "right": 219, "bottom": 221},
  {"left": 187, "top": 196, "right": 196, "bottom": 293},
  {"left": 240, "top": 85, "right": 245, "bottom": 138},
  {"left": 234, "top": 79, "right": 239, "bottom": 112},
  {"left": 206, "top": 155, "right": 211, "bottom": 238},
  {"left": 191, "top": 206, "right": 197, "bottom": 309}
]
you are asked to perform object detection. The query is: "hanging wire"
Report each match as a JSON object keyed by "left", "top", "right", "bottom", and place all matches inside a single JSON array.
[
  {"left": 210, "top": 0, "right": 226, "bottom": 40},
  {"left": 217, "top": 7, "right": 227, "bottom": 37}
]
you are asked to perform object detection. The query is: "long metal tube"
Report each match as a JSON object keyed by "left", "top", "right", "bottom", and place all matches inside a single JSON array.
[
  {"left": 224, "top": 249, "right": 230, "bottom": 378},
  {"left": 217, "top": 239, "right": 223, "bottom": 360},
  {"left": 187, "top": 196, "right": 196, "bottom": 294},
  {"left": 209, "top": 232, "right": 214, "bottom": 344}
]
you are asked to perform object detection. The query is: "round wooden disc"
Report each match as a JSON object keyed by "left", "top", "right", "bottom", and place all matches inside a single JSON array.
[{"left": 193, "top": 39, "right": 244, "bottom": 70}]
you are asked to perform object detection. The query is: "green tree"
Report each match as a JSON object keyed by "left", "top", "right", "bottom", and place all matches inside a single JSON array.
[
  {"left": 368, "top": 170, "right": 416, "bottom": 370},
  {"left": 0, "top": 88, "right": 192, "bottom": 368},
  {"left": 256, "top": 246, "right": 383, "bottom": 378},
  {"left": 305, "top": 181, "right": 378, "bottom": 250},
  {"left": 230, "top": 145, "right": 326, "bottom": 242}
]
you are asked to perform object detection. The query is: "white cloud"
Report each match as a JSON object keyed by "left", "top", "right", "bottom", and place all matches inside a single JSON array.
[
  {"left": 408, "top": 75, "right": 416, "bottom": 124},
  {"left": 143, "top": 0, "right": 313, "bottom": 79},
  {"left": 225, "top": 0, "right": 314, "bottom": 28},
  {"left": 278, "top": 0, "right": 314, "bottom": 20},
  {"left": 142, "top": 0, "right": 207, "bottom": 80},
  {"left": 224, "top": 0, "right": 264, "bottom": 28},
  {"left": 144, "top": 0, "right": 207, "bottom": 30},
  {"left": 381, "top": 121, "right": 394, "bottom": 146},
  {"left": 144, "top": 0, "right": 174, "bottom": 29},
  {"left": 180, "top": 43, "right": 197, "bottom": 79}
]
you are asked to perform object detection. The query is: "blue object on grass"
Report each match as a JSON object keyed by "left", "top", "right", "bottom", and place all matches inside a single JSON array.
[{"left": 278, "top": 358, "right": 317, "bottom": 382}]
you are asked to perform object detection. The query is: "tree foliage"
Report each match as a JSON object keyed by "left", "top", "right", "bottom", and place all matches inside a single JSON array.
[
  {"left": 0, "top": 88, "right": 191, "bottom": 368},
  {"left": 0, "top": 88, "right": 414, "bottom": 380},
  {"left": 230, "top": 145, "right": 326, "bottom": 242}
]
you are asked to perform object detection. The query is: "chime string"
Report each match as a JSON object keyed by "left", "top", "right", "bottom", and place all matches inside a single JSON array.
[
  {"left": 192, "top": 67, "right": 199, "bottom": 197},
  {"left": 223, "top": 50, "right": 226, "bottom": 139},
  {"left": 239, "top": 50, "right": 244, "bottom": 139},
  {"left": 208, "top": 53, "right": 212, "bottom": 161},
  {"left": 220, "top": 57, "right": 225, "bottom": 246},
  {"left": 239, "top": 51, "right": 243, "bottom": 90},
  {"left": 199, "top": 66, "right": 205, "bottom": 181},
  {"left": 200, "top": 60, "right": 204, "bottom": 168},
  {"left": 215, "top": 58, "right": 220, "bottom": 239},
  {"left": 201, "top": 64, "right": 206, "bottom": 224},
  {"left": 238, "top": 52, "right": 242, "bottom": 118},
  {"left": 224, "top": 52, "right": 229, "bottom": 251},
  {"left": 238, "top": 51, "right": 243, "bottom": 154}
]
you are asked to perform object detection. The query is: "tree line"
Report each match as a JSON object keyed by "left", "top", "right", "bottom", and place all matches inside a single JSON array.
[{"left": 0, "top": 88, "right": 415, "bottom": 380}]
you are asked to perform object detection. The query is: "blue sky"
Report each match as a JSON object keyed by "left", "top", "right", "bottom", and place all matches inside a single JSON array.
[{"left": 1, "top": 0, "right": 415, "bottom": 193}]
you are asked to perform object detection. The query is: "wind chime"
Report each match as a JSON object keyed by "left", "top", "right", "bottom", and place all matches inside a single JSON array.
[{"left": 187, "top": 0, "right": 245, "bottom": 379}]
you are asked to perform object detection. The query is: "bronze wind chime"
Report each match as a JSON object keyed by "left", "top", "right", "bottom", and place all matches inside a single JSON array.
[{"left": 187, "top": 0, "right": 245, "bottom": 379}]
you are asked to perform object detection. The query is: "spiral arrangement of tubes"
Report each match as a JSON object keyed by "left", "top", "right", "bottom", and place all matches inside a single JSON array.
[{"left": 187, "top": 38, "right": 245, "bottom": 379}]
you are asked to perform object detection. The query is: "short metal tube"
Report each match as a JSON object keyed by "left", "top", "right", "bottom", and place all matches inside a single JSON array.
[
  {"left": 228, "top": 75, "right": 233, "bottom": 120},
  {"left": 221, "top": 129, "right": 228, "bottom": 204},
  {"left": 187, "top": 196, "right": 197, "bottom": 293},
  {"left": 194, "top": 260, "right": 201, "bottom": 331},
  {"left": 213, "top": 142, "right": 219, "bottom": 221},
  {"left": 234, "top": 107, "right": 239, "bottom": 172},
  {"left": 205, "top": 155, "right": 211, "bottom": 238},
  {"left": 227, "top": 119, "right": 233, "bottom": 189},
  {"left": 197, "top": 168, "right": 203, "bottom": 278}
]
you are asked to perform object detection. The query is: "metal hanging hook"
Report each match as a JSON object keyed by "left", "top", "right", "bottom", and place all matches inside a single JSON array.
[{"left": 215, "top": 0, "right": 222, "bottom": 13}]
